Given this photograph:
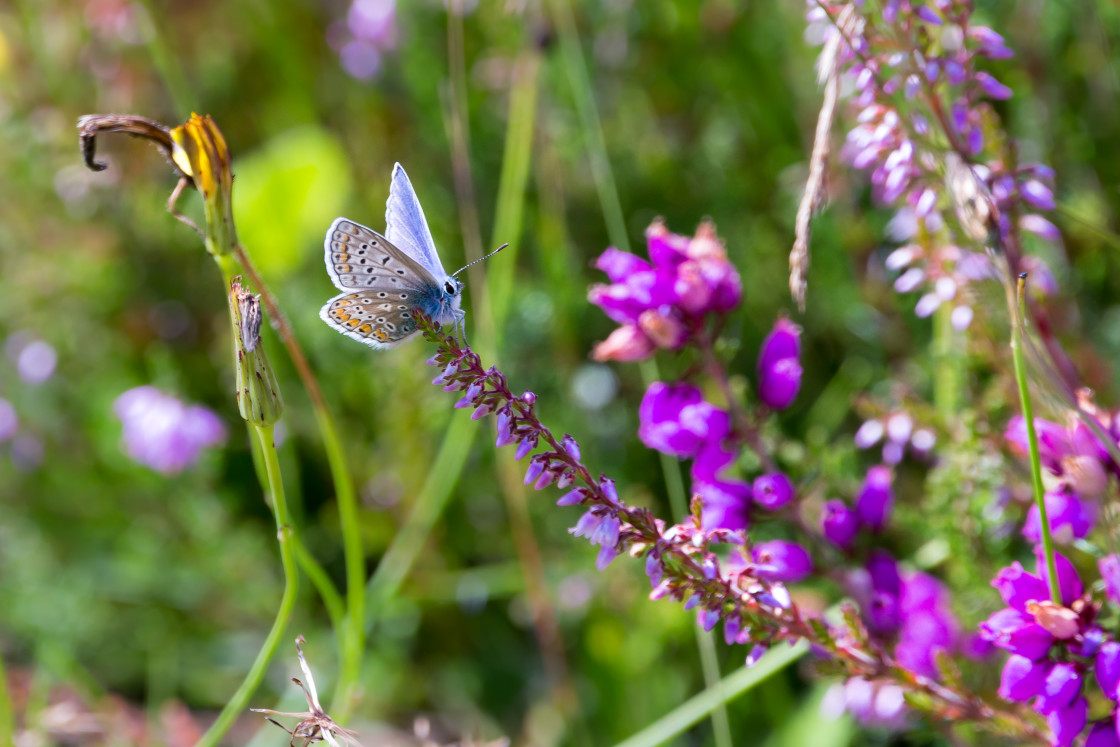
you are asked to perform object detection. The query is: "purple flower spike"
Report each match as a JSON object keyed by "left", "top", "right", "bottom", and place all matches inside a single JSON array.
[
  {"left": 1047, "top": 696, "right": 1087, "bottom": 747},
  {"left": 1097, "top": 642, "right": 1120, "bottom": 700},
  {"left": 1036, "top": 663, "right": 1082, "bottom": 714},
  {"left": 856, "top": 465, "right": 894, "bottom": 531},
  {"left": 751, "top": 540, "right": 813, "bottom": 583},
  {"left": 821, "top": 500, "right": 860, "bottom": 549},
  {"left": 992, "top": 562, "right": 1049, "bottom": 613},
  {"left": 757, "top": 318, "right": 803, "bottom": 410},
  {"left": 1036, "top": 549, "right": 1083, "bottom": 606},
  {"left": 998, "top": 655, "right": 1050, "bottom": 702},
  {"left": 752, "top": 472, "right": 795, "bottom": 510},
  {"left": 915, "top": 5, "right": 942, "bottom": 25},
  {"left": 745, "top": 644, "right": 768, "bottom": 667}
]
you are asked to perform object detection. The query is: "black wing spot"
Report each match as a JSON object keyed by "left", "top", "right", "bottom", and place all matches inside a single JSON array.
[
  {"left": 376, "top": 317, "right": 385, "bottom": 323},
  {"left": 361, "top": 243, "right": 368, "bottom": 249},
  {"left": 397, "top": 305, "right": 407, "bottom": 310},
  {"left": 380, "top": 255, "right": 390, "bottom": 265},
  {"left": 362, "top": 298, "right": 372, "bottom": 304},
  {"left": 399, "top": 293, "right": 407, "bottom": 299},
  {"left": 377, "top": 292, "right": 387, "bottom": 298}
]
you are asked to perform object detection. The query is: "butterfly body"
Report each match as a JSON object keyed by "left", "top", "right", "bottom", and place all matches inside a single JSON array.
[{"left": 320, "top": 164, "right": 464, "bottom": 348}]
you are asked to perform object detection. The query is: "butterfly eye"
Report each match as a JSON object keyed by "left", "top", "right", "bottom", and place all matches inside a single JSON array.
[{"left": 444, "top": 280, "right": 458, "bottom": 295}]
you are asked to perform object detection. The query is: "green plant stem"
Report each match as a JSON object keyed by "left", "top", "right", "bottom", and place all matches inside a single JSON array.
[
  {"left": 0, "top": 648, "right": 13, "bottom": 747},
  {"left": 1010, "top": 275, "right": 1060, "bottom": 604},
  {"left": 613, "top": 641, "right": 809, "bottom": 747},
  {"left": 227, "top": 246, "right": 364, "bottom": 716},
  {"left": 195, "top": 425, "right": 299, "bottom": 747},
  {"left": 932, "top": 302, "right": 959, "bottom": 421}
]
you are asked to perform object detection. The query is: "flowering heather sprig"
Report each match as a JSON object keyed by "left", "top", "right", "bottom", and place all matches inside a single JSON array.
[
  {"left": 416, "top": 312, "right": 1045, "bottom": 740},
  {"left": 801, "top": 1, "right": 1064, "bottom": 332},
  {"left": 588, "top": 219, "right": 741, "bottom": 362}
]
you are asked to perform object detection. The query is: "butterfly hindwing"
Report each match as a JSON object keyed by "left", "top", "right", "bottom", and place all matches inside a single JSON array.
[
  {"left": 319, "top": 289, "right": 424, "bottom": 349},
  {"left": 324, "top": 217, "right": 436, "bottom": 292}
]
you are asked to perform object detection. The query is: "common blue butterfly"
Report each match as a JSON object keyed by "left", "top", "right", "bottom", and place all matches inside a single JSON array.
[{"left": 320, "top": 163, "right": 466, "bottom": 348}]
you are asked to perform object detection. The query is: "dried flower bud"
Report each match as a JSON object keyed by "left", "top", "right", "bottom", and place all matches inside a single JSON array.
[{"left": 230, "top": 278, "right": 283, "bottom": 426}]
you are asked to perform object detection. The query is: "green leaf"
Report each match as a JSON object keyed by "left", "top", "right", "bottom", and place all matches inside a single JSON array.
[{"left": 232, "top": 125, "right": 352, "bottom": 277}]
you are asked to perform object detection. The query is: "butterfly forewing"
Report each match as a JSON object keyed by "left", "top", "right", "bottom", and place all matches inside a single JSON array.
[
  {"left": 325, "top": 218, "right": 436, "bottom": 293},
  {"left": 385, "top": 163, "right": 447, "bottom": 280}
]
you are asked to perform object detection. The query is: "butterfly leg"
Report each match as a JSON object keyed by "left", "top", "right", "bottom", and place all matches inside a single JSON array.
[{"left": 167, "top": 176, "right": 204, "bottom": 239}]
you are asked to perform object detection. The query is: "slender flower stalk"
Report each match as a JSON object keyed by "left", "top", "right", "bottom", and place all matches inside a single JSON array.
[
  {"left": 78, "top": 112, "right": 365, "bottom": 711},
  {"left": 196, "top": 424, "right": 299, "bottom": 747},
  {"left": 1010, "top": 273, "right": 1061, "bottom": 604}
]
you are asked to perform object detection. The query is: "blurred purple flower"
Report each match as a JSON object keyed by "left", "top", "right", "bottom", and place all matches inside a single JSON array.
[
  {"left": 0, "top": 398, "right": 17, "bottom": 442},
  {"left": 856, "top": 465, "right": 893, "bottom": 531},
  {"left": 752, "top": 472, "right": 795, "bottom": 510},
  {"left": 638, "top": 382, "right": 730, "bottom": 459},
  {"left": 756, "top": 318, "right": 802, "bottom": 410},
  {"left": 113, "top": 386, "right": 227, "bottom": 475},
  {"left": 821, "top": 499, "right": 860, "bottom": 549},
  {"left": 334, "top": 0, "right": 397, "bottom": 80},
  {"left": 16, "top": 340, "right": 57, "bottom": 384}
]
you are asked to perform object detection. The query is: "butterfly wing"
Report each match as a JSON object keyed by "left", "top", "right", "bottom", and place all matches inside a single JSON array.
[
  {"left": 385, "top": 163, "right": 449, "bottom": 280},
  {"left": 324, "top": 217, "right": 438, "bottom": 293},
  {"left": 319, "top": 289, "right": 424, "bottom": 349}
]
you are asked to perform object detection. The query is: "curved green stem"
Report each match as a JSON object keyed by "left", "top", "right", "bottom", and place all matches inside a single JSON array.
[
  {"left": 1010, "top": 275, "right": 1061, "bottom": 603},
  {"left": 195, "top": 424, "right": 299, "bottom": 747},
  {"left": 0, "top": 648, "right": 13, "bottom": 747}
]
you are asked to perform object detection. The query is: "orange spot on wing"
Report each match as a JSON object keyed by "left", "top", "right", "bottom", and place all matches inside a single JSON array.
[
  {"left": 336, "top": 299, "right": 351, "bottom": 307},
  {"left": 338, "top": 264, "right": 351, "bottom": 273},
  {"left": 358, "top": 324, "right": 372, "bottom": 333},
  {"left": 347, "top": 319, "right": 360, "bottom": 327},
  {"left": 375, "top": 329, "right": 388, "bottom": 341},
  {"left": 337, "top": 253, "right": 349, "bottom": 262}
]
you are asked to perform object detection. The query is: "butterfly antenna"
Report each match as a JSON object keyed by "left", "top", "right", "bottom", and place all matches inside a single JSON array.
[{"left": 452, "top": 243, "right": 508, "bottom": 278}]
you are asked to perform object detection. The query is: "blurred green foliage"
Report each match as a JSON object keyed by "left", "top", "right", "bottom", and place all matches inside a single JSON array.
[{"left": 4, "top": 1, "right": 1120, "bottom": 745}]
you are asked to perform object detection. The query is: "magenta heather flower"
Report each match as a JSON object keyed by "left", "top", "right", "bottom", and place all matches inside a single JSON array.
[
  {"left": 589, "top": 219, "right": 740, "bottom": 362},
  {"left": 695, "top": 480, "right": 750, "bottom": 532},
  {"left": 756, "top": 318, "right": 802, "bottom": 410},
  {"left": 820, "top": 499, "right": 860, "bottom": 549},
  {"left": 113, "top": 386, "right": 226, "bottom": 474},
  {"left": 752, "top": 472, "right": 795, "bottom": 510},
  {"left": 1023, "top": 491, "right": 1097, "bottom": 544},
  {"left": 332, "top": 0, "right": 397, "bottom": 80},
  {"left": 638, "top": 382, "right": 729, "bottom": 459},
  {"left": 751, "top": 540, "right": 813, "bottom": 583},
  {"left": 855, "top": 465, "right": 893, "bottom": 531}
]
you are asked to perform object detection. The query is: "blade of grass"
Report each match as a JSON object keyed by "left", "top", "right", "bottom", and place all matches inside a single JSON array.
[
  {"left": 613, "top": 641, "right": 810, "bottom": 747},
  {"left": 0, "top": 649, "right": 12, "bottom": 747}
]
